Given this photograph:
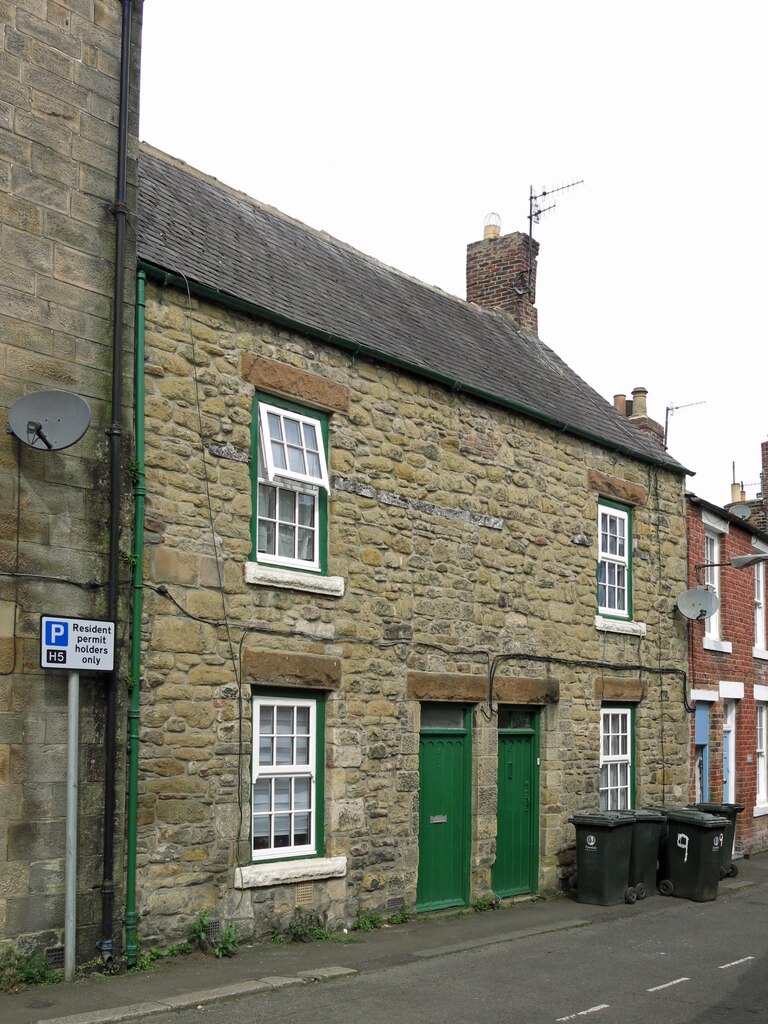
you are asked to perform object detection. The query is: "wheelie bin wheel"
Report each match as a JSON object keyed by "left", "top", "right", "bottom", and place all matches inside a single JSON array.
[
  {"left": 635, "top": 883, "right": 647, "bottom": 900},
  {"left": 727, "top": 863, "right": 739, "bottom": 878},
  {"left": 719, "top": 866, "right": 727, "bottom": 880},
  {"left": 625, "top": 886, "right": 637, "bottom": 904},
  {"left": 659, "top": 878, "right": 674, "bottom": 897}
]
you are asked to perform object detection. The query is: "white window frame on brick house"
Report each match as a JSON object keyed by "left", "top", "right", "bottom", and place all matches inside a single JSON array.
[
  {"left": 251, "top": 692, "right": 324, "bottom": 862},
  {"left": 756, "top": 701, "right": 768, "bottom": 812},
  {"left": 597, "top": 501, "right": 631, "bottom": 620},
  {"left": 701, "top": 510, "right": 732, "bottom": 653},
  {"left": 599, "top": 707, "right": 633, "bottom": 810},
  {"left": 754, "top": 559, "right": 767, "bottom": 658}
]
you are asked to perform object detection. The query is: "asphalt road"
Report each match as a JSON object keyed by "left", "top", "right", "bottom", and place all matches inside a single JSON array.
[{"left": 137, "top": 885, "right": 768, "bottom": 1024}]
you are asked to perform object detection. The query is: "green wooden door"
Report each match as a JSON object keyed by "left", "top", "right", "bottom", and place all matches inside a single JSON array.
[
  {"left": 493, "top": 707, "right": 539, "bottom": 898},
  {"left": 417, "top": 705, "right": 471, "bottom": 911}
]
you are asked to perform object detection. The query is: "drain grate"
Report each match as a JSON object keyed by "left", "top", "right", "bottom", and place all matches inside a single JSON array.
[
  {"left": 295, "top": 882, "right": 314, "bottom": 906},
  {"left": 386, "top": 896, "right": 405, "bottom": 913},
  {"left": 204, "top": 919, "right": 222, "bottom": 943},
  {"left": 45, "top": 946, "right": 65, "bottom": 970}
]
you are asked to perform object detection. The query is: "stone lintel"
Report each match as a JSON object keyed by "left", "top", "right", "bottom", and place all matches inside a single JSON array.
[
  {"left": 243, "top": 649, "right": 341, "bottom": 690},
  {"left": 587, "top": 469, "right": 647, "bottom": 507},
  {"left": 595, "top": 677, "right": 645, "bottom": 703},
  {"left": 241, "top": 352, "right": 349, "bottom": 413},
  {"left": 407, "top": 671, "right": 558, "bottom": 704}
]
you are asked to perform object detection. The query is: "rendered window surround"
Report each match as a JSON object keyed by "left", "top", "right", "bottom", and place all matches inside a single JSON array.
[
  {"left": 597, "top": 500, "right": 631, "bottom": 620},
  {"left": 251, "top": 692, "right": 325, "bottom": 863},
  {"left": 247, "top": 393, "right": 345, "bottom": 595},
  {"left": 599, "top": 706, "right": 633, "bottom": 811}
]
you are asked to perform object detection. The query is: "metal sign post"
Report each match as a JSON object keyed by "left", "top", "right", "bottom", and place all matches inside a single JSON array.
[{"left": 40, "top": 617, "right": 114, "bottom": 981}]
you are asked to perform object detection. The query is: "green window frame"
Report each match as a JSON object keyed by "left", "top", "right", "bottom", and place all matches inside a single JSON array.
[
  {"left": 251, "top": 689, "right": 326, "bottom": 862},
  {"left": 597, "top": 499, "right": 632, "bottom": 619},
  {"left": 599, "top": 705, "right": 635, "bottom": 810},
  {"left": 251, "top": 393, "right": 329, "bottom": 574}
]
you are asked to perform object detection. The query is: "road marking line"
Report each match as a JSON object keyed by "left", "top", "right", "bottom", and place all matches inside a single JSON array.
[
  {"left": 556, "top": 1005, "right": 610, "bottom": 1021},
  {"left": 719, "top": 956, "right": 755, "bottom": 969},
  {"left": 647, "top": 977, "right": 690, "bottom": 992}
]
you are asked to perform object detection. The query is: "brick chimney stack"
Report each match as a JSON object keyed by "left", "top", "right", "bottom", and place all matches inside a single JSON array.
[{"left": 466, "top": 218, "right": 539, "bottom": 334}]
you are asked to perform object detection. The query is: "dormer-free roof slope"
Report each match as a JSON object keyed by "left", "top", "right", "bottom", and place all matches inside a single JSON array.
[{"left": 137, "top": 145, "right": 686, "bottom": 474}]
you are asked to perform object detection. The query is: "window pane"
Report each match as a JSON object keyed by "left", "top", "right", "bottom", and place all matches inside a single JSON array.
[
  {"left": 297, "top": 528, "right": 314, "bottom": 561},
  {"left": 274, "top": 777, "right": 291, "bottom": 809},
  {"left": 257, "top": 520, "right": 275, "bottom": 554},
  {"left": 295, "top": 735, "right": 309, "bottom": 764},
  {"left": 259, "top": 737, "right": 273, "bottom": 765},
  {"left": 260, "top": 706, "right": 274, "bottom": 733},
  {"left": 276, "top": 707, "right": 293, "bottom": 734},
  {"left": 284, "top": 418, "right": 302, "bottom": 445},
  {"left": 270, "top": 439, "right": 287, "bottom": 470},
  {"left": 287, "top": 446, "right": 306, "bottom": 474},
  {"left": 298, "top": 494, "right": 315, "bottom": 527},
  {"left": 273, "top": 815, "right": 291, "bottom": 846},
  {"left": 294, "top": 814, "right": 310, "bottom": 845},
  {"left": 278, "top": 489, "right": 296, "bottom": 522},
  {"left": 258, "top": 483, "right": 276, "bottom": 518},
  {"left": 306, "top": 451, "right": 321, "bottom": 478},
  {"left": 302, "top": 422, "right": 318, "bottom": 450},
  {"left": 275, "top": 736, "right": 293, "bottom": 765},
  {"left": 253, "top": 779, "right": 271, "bottom": 813},
  {"left": 252, "top": 817, "right": 270, "bottom": 850},
  {"left": 296, "top": 706, "right": 310, "bottom": 733},
  {"left": 294, "top": 777, "right": 311, "bottom": 809},
  {"left": 421, "top": 703, "right": 464, "bottom": 729},
  {"left": 267, "top": 413, "right": 283, "bottom": 440},
  {"left": 278, "top": 524, "right": 295, "bottom": 557}
]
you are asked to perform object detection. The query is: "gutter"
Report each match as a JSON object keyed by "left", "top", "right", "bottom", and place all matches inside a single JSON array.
[
  {"left": 101, "top": 0, "right": 133, "bottom": 967},
  {"left": 137, "top": 260, "right": 691, "bottom": 479},
  {"left": 123, "top": 270, "right": 146, "bottom": 967}
]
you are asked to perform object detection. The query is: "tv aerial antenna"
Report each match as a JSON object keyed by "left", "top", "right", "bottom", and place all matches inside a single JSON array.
[
  {"left": 663, "top": 399, "right": 705, "bottom": 450},
  {"left": 526, "top": 180, "right": 584, "bottom": 296}
]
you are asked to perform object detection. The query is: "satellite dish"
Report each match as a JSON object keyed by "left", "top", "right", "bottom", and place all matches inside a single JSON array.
[
  {"left": 676, "top": 586, "right": 720, "bottom": 621},
  {"left": 7, "top": 391, "right": 91, "bottom": 451},
  {"left": 729, "top": 503, "right": 752, "bottom": 521}
]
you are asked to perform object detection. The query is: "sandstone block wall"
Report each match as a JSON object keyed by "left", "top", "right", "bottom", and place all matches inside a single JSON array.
[
  {"left": 136, "top": 279, "right": 690, "bottom": 943},
  {"left": 0, "top": 0, "right": 140, "bottom": 956}
]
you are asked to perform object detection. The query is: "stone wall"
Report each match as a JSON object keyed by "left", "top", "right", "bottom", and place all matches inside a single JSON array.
[
  {"left": 0, "top": 1, "right": 140, "bottom": 956},
  {"left": 136, "top": 278, "right": 690, "bottom": 944}
]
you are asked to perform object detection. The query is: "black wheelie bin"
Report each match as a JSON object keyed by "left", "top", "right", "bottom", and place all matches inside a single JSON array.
[
  {"left": 657, "top": 808, "right": 729, "bottom": 901},
  {"left": 628, "top": 808, "right": 666, "bottom": 899},
  {"left": 688, "top": 801, "right": 744, "bottom": 878},
  {"left": 570, "top": 811, "right": 636, "bottom": 905}
]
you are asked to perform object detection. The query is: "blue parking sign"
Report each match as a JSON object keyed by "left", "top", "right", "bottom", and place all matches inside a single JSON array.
[{"left": 45, "top": 620, "right": 69, "bottom": 646}]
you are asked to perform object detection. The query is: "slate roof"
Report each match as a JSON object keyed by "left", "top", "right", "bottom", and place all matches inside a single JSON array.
[{"left": 137, "top": 145, "right": 687, "bottom": 474}]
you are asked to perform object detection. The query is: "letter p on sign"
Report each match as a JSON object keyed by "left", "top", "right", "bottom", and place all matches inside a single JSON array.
[{"left": 45, "top": 621, "right": 68, "bottom": 646}]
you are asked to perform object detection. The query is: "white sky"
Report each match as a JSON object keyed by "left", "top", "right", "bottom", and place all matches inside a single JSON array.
[{"left": 139, "top": 1, "right": 767, "bottom": 509}]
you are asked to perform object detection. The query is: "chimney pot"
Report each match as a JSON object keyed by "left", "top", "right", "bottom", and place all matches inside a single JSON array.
[
  {"left": 613, "top": 394, "right": 627, "bottom": 416},
  {"left": 483, "top": 212, "right": 501, "bottom": 240},
  {"left": 631, "top": 387, "right": 648, "bottom": 418}
]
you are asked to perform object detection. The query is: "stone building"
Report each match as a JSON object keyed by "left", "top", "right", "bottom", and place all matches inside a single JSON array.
[
  {"left": 130, "top": 146, "right": 692, "bottom": 945},
  {"left": 1, "top": 0, "right": 694, "bottom": 961},
  {"left": 686, "top": 493, "right": 768, "bottom": 856},
  {"left": 1, "top": 1, "right": 141, "bottom": 961}
]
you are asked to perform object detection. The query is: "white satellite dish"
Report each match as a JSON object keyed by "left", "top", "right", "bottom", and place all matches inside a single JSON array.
[
  {"left": 7, "top": 391, "right": 91, "bottom": 451},
  {"left": 676, "top": 586, "right": 720, "bottom": 621},
  {"left": 729, "top": 503, "right": 752, "bottom": 521}
]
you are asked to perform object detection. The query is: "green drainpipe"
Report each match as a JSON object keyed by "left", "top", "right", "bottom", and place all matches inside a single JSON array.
[{"left": 124, "top": 269, "right": 146, "bottom": 966}]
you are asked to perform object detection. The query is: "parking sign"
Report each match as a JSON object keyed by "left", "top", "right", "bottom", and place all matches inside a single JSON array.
[{"left": 40, "top": 616, "right": 115, "bottom": 672}]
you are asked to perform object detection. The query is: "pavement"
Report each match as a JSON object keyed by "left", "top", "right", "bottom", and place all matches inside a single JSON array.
[{"left": 4, "top": 853, "right": 768, "bottom": 1024}]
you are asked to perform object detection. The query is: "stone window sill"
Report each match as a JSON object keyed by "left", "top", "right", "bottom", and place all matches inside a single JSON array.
[
  {"left": 703, "top": 637, "right": 733, "bottom": 654},
  {"left": 234, "top": 856, "right": 347, "bottom": 889},
  {"left": 595, "top": 615, "right": 647, "bottom": 637},
  {"left": 753, "top": 647, "right": 768, "bottom": 662},
  {"left": 753, "top": 804, "right": 768, "bottom": 819},
  {"left": 244, "top": 562, "right": 345, "bottom": 597}
]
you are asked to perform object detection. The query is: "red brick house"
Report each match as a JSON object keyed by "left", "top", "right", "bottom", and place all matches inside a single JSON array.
[{"left": 686, "top": 491, "right": 768, "bottom": 856}]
